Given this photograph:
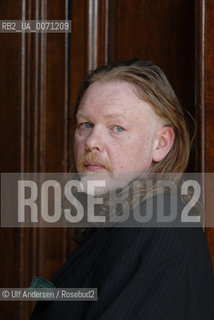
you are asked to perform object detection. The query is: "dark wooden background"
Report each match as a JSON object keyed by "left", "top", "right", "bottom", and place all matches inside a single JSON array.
[{"left": 0, "top": 0, "right": 213, "bottom": 319}]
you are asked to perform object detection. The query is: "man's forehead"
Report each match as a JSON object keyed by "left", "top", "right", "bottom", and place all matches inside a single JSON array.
[
  {"left": 79, "top": 81, "right": 138, "bottom": 104},
  {"left": 76, "top": 81, "right": 156, "bottom": 118},
  {"left": 76, "top": 110, "right": 130, "bottom": 121}
]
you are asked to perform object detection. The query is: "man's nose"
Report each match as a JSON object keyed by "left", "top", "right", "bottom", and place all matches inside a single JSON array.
[{"left": 85, "top": 127, "right": 104, "bottom": 152}]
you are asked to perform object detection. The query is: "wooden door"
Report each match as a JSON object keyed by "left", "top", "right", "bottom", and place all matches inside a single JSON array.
[{"left": 0, "top": 1, "right": 213, "bottom": 318}]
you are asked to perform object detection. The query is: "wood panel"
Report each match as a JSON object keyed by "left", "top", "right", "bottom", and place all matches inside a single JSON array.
[
  {"left": 0, "top": 1, "right": 78, "bottom": 318},
  {"left": 204, "top": 0, "right": 214, "bottom": 268},
  {"left": 0, "top": 0, "right": 213, "bottom": 319},
  {"left": 97, "top": 0, "right": 111, "bottom": 65},
  {"left": 19, "top": 0, "right": 46, "bottom": 318},
  {"left": 0, "top": 1, "right": 23, "bottom": 319},
  {"left": 37, "top": 0, "right": 68, "bottom": 281}
]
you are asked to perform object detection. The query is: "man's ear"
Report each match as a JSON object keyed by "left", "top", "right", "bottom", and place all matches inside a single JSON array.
[{"left": 152, "top": 126, "right": 175, "bottom": 162}]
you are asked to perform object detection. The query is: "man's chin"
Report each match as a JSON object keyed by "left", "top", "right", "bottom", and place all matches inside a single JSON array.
[
  {"left": 79, "top": 172, "right": 132, "bottom": 197},
  {"left": 79, "top": 174, "right": 110, "bottom": 196},
  {"left": 78, "top": 172, "right": 116, "bottom": 195}
]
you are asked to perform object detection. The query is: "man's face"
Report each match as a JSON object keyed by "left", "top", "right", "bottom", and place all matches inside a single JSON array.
[{"left": 74, "top": 81, "right": 162, "bottom": 194}]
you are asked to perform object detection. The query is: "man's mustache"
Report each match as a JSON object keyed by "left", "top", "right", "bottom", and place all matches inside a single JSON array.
[{"left": 77, "top": 153, "right": 112, "bottom": 174}]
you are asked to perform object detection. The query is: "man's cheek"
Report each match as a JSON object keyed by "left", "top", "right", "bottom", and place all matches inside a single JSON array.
[{"left": 74, "top": 139, "right": 84, "bottom": 152}]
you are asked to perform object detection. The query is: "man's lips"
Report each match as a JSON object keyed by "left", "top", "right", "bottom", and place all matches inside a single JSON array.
[{"left": 84, "top": 162, "right": 106, "bottom": 171}]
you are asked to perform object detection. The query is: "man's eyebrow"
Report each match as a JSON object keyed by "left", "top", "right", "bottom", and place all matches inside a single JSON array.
[
  {"left": 103, "top": 113, "right": 128, "bottom": 120},
  {"left": 76, "top": 112, "right": 128, "bottom": 121},
  {"left": 75, "top": 112, "right": 89, "bottom": 120}
]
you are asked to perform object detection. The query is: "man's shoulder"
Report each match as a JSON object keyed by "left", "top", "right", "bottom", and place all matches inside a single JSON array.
[{"left": 116, "top": 226, "right": 212, "bottom": 270}]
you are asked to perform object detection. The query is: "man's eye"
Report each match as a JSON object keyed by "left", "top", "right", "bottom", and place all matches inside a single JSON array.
[
  {"left": 79, "top": 122, "right": 93, "bottom": 129},
  {"left": 112, "top": 125, "right": 125, "bottom": 132}
]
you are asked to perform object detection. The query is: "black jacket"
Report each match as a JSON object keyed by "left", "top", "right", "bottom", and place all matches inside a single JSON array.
[
  {"left": 30, "top": 191, "right": 214, "bottom": 319},
  {"left": 30, "top": 223, "right": 214, "bottom": 319}
]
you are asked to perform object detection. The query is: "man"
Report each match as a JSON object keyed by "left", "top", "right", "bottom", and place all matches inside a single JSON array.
[{"left": 30, "top": 59, "right": 214, "bottom": 319}]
